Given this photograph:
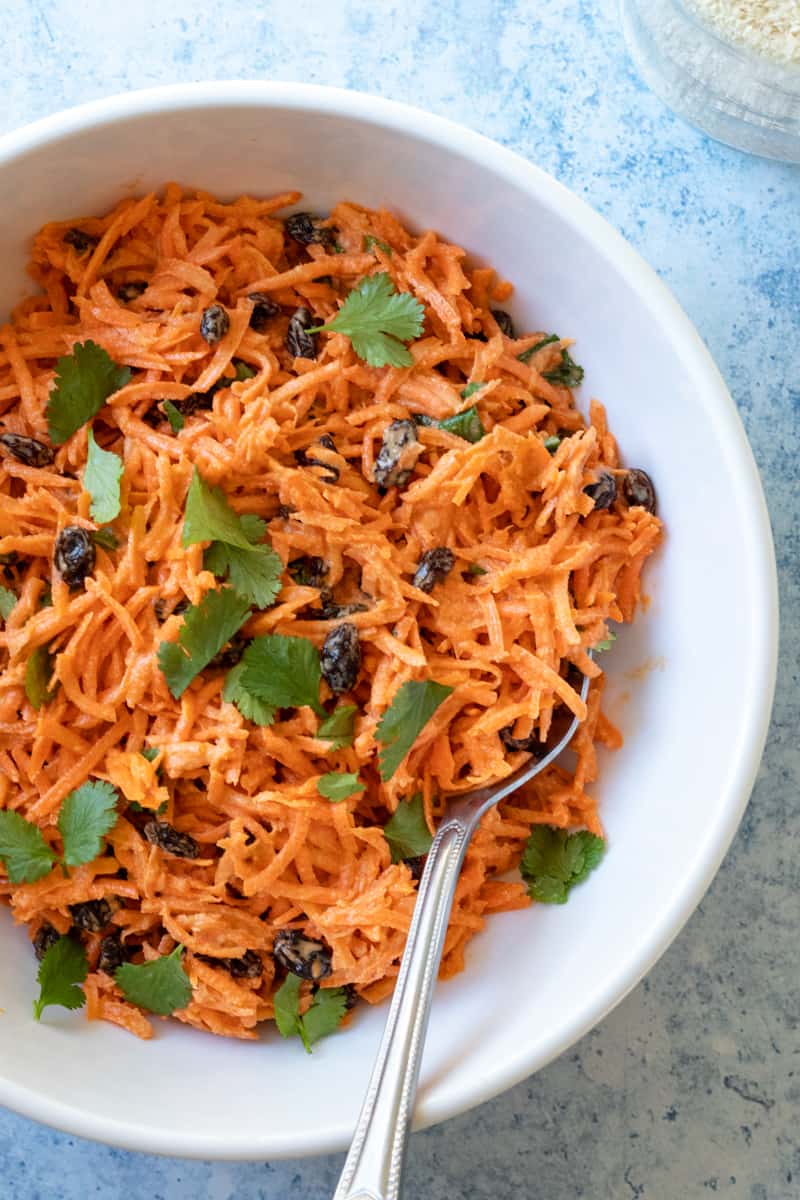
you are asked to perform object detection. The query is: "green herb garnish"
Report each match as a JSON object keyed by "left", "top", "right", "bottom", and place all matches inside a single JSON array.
[
  {"left": 317, "top": 704, "right": 358, "bottom": 750},
  {"left": 222, "top": 659, "right": 276, "bottom": 726},
  {"left": 233, "top": 360, "right": 257, "bottom": 381},
  {"left": 46, "top": 341, "right": 131, "bottom": 445},
  {"left": 162, "top": 400, "right": 185, "bottom": 432},
  {"left": 438, "top": 406, "right": 485, "bottom": 443},
  {"left": 543, "top": 348, "right": 584, "bottom": 388},
  {"left": 239, "top": 634, "right": 325, "bottom": 717},
  {"left": 520, "top": 826, "right": 605, "bottom": 904},
  {"left": 25, "top": 644, "right": 58, "bottom": 710},
  {"left": 33, "top": 936, "right": 89, "bottom": 1020},
  {"left": 273, "top": 973, "right": 348, "bottom": 1053},
  {"left": 465, "top": 563, "right": 487, "bottom": 576},
  {"left": 309, "top": 272, "right": 424, "bottom": 369},
  {"left": 594, "top": 631, "right": 617, "bottom": 652},
  {"left": 0, "top": 586, "right": 17, "bottom": 620},
  {"left": 363, "top": 235, "right": 393, "bottom": 256},
  {"left": 383, "top": 793, "right": 433, "bottom": 863},
  {"left": 460, "top": 382, "right": 484, "bottom": 400},
  {"left": 83, "top": 427, "right": 123, "bottom": 523},
  {"left": 376, "top": 679, "right": 453, "bottom": 781},
  {"left": 91, "top": 527, "right": 119, "bottom": 550},
  {"left": 517, "top": 333, "right": 559, "bottom": 365},
  {"left": 317, "top": 771, "right": 364, "bottom": 803},
  {"left": 115, "top": 945, "right": 192, "bottom": 1015},
  {"left": 543, "top": 435, "right": 561, "bottom": 454},
  {"left": 0, "top": 780, "right": 119, "bottom": 884},
  {"left": 157, "top": 588, "right": 251, "bottom": 698}
]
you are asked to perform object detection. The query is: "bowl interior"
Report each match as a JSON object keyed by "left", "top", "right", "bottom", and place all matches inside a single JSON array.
[{"left": 0, "top": 85, "right": 777, "bottom": 1159}]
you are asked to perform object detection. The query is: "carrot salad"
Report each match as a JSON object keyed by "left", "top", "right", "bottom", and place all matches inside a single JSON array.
[{"left": 0, "top": 187, "right": 661, "bottom": 1042}]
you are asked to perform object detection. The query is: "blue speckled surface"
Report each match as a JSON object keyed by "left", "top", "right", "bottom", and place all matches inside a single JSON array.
[{"left": 0, "top": 2, "right": 797, "bottom": 1196}]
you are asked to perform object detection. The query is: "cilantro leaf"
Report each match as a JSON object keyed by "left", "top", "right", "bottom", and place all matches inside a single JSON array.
[
  {"left": 233, "top": 359, "right": 257, "bottom": 380},
  {"left": 376, "top": 679, "right": 453, "bottom": 781},
  {"left": 543, "top": 348, "right": 584, "bottom": 388},
  {"left": 438, "top": 406, "right": 485, "bottom": 443},
  {"left": 460, "top": 382, "right": 484, "bottom": 400},
  {"left": 115, "top": 945, "right": 192, "bottom": 1015},
  {"left": 317, "top": 771, "right": 364, "bottom": 803},
  {"left": 383, "top": 793, "right": 433, "bottom": 863},
  {"left": 33, "top": 936, "right": 88, "bottom": 1020},
  {"left": 543, "top": 434, "right": 561, "bottom": 454},
  {"left": 594, "top": 631, "right": 617, "bottom": 652},
  {"left": 273, "top": 974, "right": 347, "bottom": 1053},
  {"left": 0, "top": 810, "right": 56, "bottom": 883},
  {"left": 363, "top": 235, "right": 393, "bottom": 256},
  {"left": 46, "top": 341, "right": 131, "bottom": 445},
  {"left": 140, "top": 747, "right": 160, "bottom": 763},
  {"left": 317, "top": 704, "right": 358, "bottom": 750},
  {"left": 185, "top": 469, "right": 281, "bottom": 608},
  {"left": 517, "top": 333, "right": 559, "bottom": 365},
  {"left": 301, "top": 986, "right": 348, "bottom": 1048},
  {"left": 157, "top": 588, "right": 251, "bottom": 698},
  {"left": 222, "top": 660, "right": 276, "bottom": 726},
  {"left": 162, "top": 400, "right": 185, "bottom": 432},
  {"left": 520, "top": 826, "right": 605, "bottom": 904},
  {"left": 0, "top": 586, "right": 17, "bottom": 620},
  {"left": 25, "top": 644, "right": 58, "bottom": 710},
  {"left": 204, "top": 541, "right": 283, "bottom": 610},
  {"left": 83, "top": 427, "right": 123, "bottom": 523},
  {"left": 91, "top": 527, "right": 119, "bottom": 550},
  {"left": 310, "top": 273, "right": 425, "bottom": 368},
  {"left": 466, "top": 563, "right": 487, "bottom": 576},
  {"left": 240, "top": 634, "right": 325, "bottom": 716},
  {"left": 57, "top": 780, "right": 119, "bottom": 868}
]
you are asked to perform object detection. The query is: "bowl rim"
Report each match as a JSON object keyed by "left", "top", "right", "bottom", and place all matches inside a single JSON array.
[{"left": 0, "top": 80, "right": 779, "bottom": 1160}]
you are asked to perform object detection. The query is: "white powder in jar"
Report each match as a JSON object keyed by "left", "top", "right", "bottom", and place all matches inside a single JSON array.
[{"left": 687, "top": 1, "right": 800, "bottom": 64}]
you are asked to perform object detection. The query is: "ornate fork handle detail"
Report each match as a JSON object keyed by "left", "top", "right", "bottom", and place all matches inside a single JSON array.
[{"left": 333, "top": 815, "right": 475, "bottom": 1200}]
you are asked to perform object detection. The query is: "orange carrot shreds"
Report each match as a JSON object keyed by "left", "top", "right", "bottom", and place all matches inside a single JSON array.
[{"left": 0, "top": 186, "right": 661, "bottom": 1042}]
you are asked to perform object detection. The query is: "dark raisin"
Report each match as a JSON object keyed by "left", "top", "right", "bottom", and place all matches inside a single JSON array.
[
  {"left": 273, "top": 928, "right": 333, "bottom": 981},
  {"left": 207, "top": 634, "right": 248, "bottom": 672},
  {"left": 343, "top": 983, "right": 359, "bottom": 1011},
  {"left": 54, "top": 526, "right": 95, "bottom": 589},
  {"left": 0, "top": 433, "right": 55, "bottom": 467},
  {"left": 64, "top": 228, "right": 99, "bottom": 254},
  {"left": 285, "top": 212, "right": 334, "bottom": 246},
  {"left": 116, "top": 281, "right": 147, "bottom": 303},
  {"left": 622, "top": 468, "right": 657, "bottom": 514},
  {"left": 275, "top": 504, "right": 296, "bottom": 520},
  {"left": 0, "top": 551, "right": 20, "bottom": 567},
  {"left": 200, "top": 304, "right": 230, "bottom": 345},
  {"left": 286, "top": 307, "right": 318, "bottom": 359},
  {"left": 491, "top": 309, "right": 515, "bottom": 338},
  {"left": 466, "top": 330, "right": 488, "bottom": 342},
  {"left": 412, "top": 547, "right": 455, "bottom": 594},
  {"left": 143, "top": 820, "right": 199, "bottom": 859},
  {"left": 288, "top": 556, "right": 328, "bottom": 589},
  {"left": 310, "top": 599, "right": 369, "bottom": 621},
  {"left": 197, "top": 949, "right": 263, "bottom": 979},
  {"left": 97, "top": 929, "right": 128, "bottom": 975},
  {"left": 69, "top": 899, "right": 113, "bottom": 933},
  {"left": 248, "top": 291, "right": 280, "bottom": 331},
  {"left": 405, "top": 856, "right": 426, "bottom": 882},
  {"left": 499, "top": 726, "right": 547, "bottom": 756},
  {"left": 141, "top": 404, "right": 163, "bottom": 428},
  {"left": 294, "top": 434, "right": 339, "bottom": 483},
  {"left": 154, "top": 597, "right": 189, "bottom": 623},
  {"left": 373, "top": 419, "right": 419, "bottom": 489},
  {"left": 33, "top": 922, "right": 61, "bottom": 961},
  {"left": 583, "top": 471, "right": 617, "bottom": 510},
  {"left": 321, "top": 622, "right": 361, "bottom": 694}
]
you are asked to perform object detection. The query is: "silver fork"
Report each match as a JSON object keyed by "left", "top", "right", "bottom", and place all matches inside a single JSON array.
[{"left": 333, "top": 667, "right": 592, "bottom": 1200}]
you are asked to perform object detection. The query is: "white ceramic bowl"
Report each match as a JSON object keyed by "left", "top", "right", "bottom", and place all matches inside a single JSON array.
[{"left": 0, "top": 82, "right": 778, "bottom": 1160}]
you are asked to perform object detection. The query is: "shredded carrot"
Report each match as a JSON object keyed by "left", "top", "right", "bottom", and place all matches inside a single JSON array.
[{"left": 0, "top": 188, "right": 661, "bottom": 1040}]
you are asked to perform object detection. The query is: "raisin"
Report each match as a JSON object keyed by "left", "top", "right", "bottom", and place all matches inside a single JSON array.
[
  {"left": 154, "top": 597, "right": 189, "bottom": 623},
  {"left": 321, "top": 622, "right": 360, "bottom": 694},
  {"left": 116, "top": 281, "right": 148, "bottom": 302},
  {"left": 404, "top": 856, "right": 426, "bottom": 882},
  {"left": 33, "top": 922, "right": 61, "bottom": 961},
  {"left": 622, "top": 468, "right": 657, "bottom": 514},
  {"left": 247, "top": 292, "right": 280, "bottom": 331},
  {"left": 54, "top": 526, "right": 95, "bottom": 589},
  {"left": 288, "top": 557, "right": 328, "bottom": 589},
  {"left": 69, "top": 899, "right": 113, "bottom": 933},
  {"left": 285, "top": 212, "right": 334, "bottom": 246},
  {"left": 97, "top": 929, "right": 128, "bottom": 975},
  {"left": 197, "top": 949, "right": 263, "bottom": 979},
  {"left": 491, "top": 309, "right": 515, "bottom": 338},
  {"left": 207, "top": 633, "right": 248, "bottom": 672},
  {"left": 294, "top": 434, "right": 339, "bottom": 483},
  {"left": 273, "top": 928, "right": 332, "bottom": 981},
  {"left": 343, "top": 983, "right": 359, "bottom": 1011},
  {"left": 499, "top": 726, "right": 547, "bottom": 755},
  {"left": 583, "top": 471, "right": 617, "bottom": 510},
  {"left": 373, "top": 419, "right": 419, "bottom": 489},
  {"left": 199, "top": 304, "right": 230, "bottom": 345},
  {"left": 286, "top": 307, "right": 318, "bottom": 360},
  {"left": 412, "top": 547, "right": 455, "bottom": 594},
  {"left": 64, "top": 228, "right": 99, "bottom": 254},
  {"left": 0, "top": 433, "right": 55, "bottom": 467},
  {"left": 143, "top": 820, "right": 199, "bottom": 859}
]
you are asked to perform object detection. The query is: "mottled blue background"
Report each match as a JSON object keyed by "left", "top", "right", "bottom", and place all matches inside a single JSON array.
[{"left": 1, "top": 2, "right": 797, "bottom": 1197}]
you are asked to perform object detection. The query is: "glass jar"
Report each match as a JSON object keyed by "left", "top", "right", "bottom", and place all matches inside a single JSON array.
[{"left": 620, "top": 0, "right": 800, "bottom": 163}]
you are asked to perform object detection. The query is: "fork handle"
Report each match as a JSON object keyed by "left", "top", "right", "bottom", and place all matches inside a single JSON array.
[{"left": 332, "top": 816, "right": 474, "bottom": 1200}]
